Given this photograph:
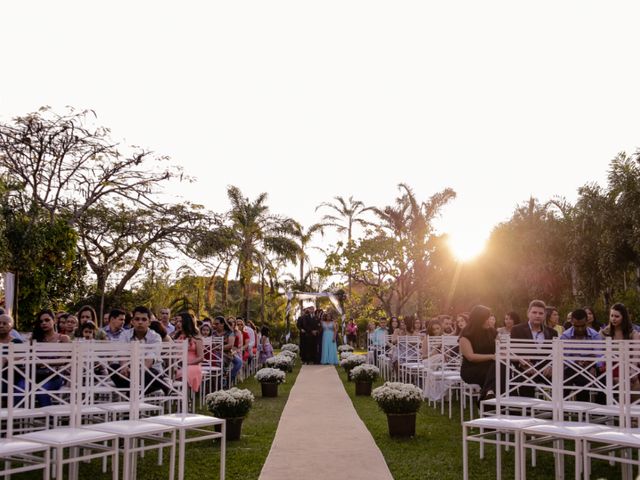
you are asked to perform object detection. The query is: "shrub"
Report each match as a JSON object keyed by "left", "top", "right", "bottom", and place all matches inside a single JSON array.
[
  {"left": 205, "top": 388, "right": 255, "bottom": 418},
  {"left": 350, "top": 364, "right": 380, "bottom": 382},
  {"left": 255, "top": 367, "right": 286, "bottom": 384}
]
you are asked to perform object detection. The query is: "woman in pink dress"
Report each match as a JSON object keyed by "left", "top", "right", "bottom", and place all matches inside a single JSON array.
[{"left": 175, "top": 312, "right": 203, "bottom": 393}]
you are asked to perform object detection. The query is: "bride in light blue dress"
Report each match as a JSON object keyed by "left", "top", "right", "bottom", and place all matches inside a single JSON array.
[{"left": 320, "top": 311, "right": 339, "bottom": 365}]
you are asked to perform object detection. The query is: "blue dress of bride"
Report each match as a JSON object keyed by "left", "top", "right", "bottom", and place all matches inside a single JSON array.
[{"left": 320, "top": 321, "right": 339, "bottom": 365}]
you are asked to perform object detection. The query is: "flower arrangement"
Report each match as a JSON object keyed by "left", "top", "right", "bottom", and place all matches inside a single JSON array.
[
  {"left": 266, "top": 354, "right": 294, "bottom": 372},
  {"left": 255, "top": 367, "right": 286, "bottom": 384},
  {"left": 372, "top": 382, "right": 423, "bottom": 414},
  {"left": 340, "top": 352, "right": 354, "bottom": 361},
  {"left": 205, "top": 388, "right": 255, "bottom": 418},
  {"left": 350, "top": 364, "right": 380, "bottom": 383},
  {"left": 340, "top": 354, "right": 366, "bottom": 370},
  {"left": 280, "top": 344, "right": 300, "bottom": 354},
  {"left": 279, "top": 350, "right": 297, "bottom": 360},
  {"left": 338, "top": 345, "right": 354, "bottom": 353}
]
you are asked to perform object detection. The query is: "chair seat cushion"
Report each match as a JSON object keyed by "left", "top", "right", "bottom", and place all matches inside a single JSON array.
[
  {"left": 0, "top": 438, "right": 49, "bottom": 455},
  {"left": 522, "top": 421, "right": 610, "bottom": 437},
  {"left": 144, "top": 413, "right": 224, "bottom": 428},
  {"left": 86, "top": 420, "right": 174, "bottom": 436},
  {"left": 586, "top": 428, "right": 640, "bottom": 447},
  {"left": 465, "top": 415, "right": 546, "bottom": 430}
]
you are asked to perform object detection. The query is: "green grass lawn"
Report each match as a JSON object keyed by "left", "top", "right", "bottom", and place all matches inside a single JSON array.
[
  {"left": 337, "top": 367, "right": 621, "bottom": 480},
  {"left": 14, "top": 360, "right": 300, "bottom": 480}
]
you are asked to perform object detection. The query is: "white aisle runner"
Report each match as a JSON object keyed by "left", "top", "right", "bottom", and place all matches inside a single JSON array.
[{"left": 259, "top": 365, "right": 393, "bottom": 480}]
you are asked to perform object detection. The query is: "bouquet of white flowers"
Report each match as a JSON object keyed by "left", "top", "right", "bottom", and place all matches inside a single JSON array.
[
  {"left": 340, "top": 352, "right": 354, "bottom": 361},
  {"left": 350, "top": 364, "right": 380, "bottom": 382},
  {"left": 340, "top": 354, "right": 366, "bottom": 370},
  {"left": 255, "top": 367, "right": 286, "bottom": 384},
  {"left": 372, "top": 382, "right": 423, "bottom": 414},
  {"left": 279, "top": 350, "right": 297, "bottom": 360},
  {"left": 338, "top": 345, "right": 354, "bottom": 353},
  {"left": 266, "top": 354, "right": 294, "bottom": 372},
  {"left": 280, "top": 343, "right": 300, "bottom": 354},
  {"left": 205, "top": 388, "right": 255, "bottom": 418}
]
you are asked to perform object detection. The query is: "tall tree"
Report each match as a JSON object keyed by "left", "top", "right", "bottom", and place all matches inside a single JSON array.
[{"left": 316, "top": 196, "right": 371, "bottom": 302}]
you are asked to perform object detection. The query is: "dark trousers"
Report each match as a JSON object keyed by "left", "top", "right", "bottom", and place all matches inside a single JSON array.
[{"left": 461, "top": 361, "right": 496, "bottom": 395}]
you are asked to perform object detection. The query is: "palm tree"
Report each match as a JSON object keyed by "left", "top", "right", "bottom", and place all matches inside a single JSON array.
[
  {"left": 316, "top": 196, "right": 371, "bottom": 299},
  {"left": 225, "top": 186, "right": 298, "bottom": 320},
  {"left": 290, "top": 221, "right": 324, "bottom": 311}
]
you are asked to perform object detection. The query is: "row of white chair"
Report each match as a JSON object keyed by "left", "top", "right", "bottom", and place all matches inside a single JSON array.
[
  {"left": 1, "top": 341, "right": 226, "bottom": 480},
  {"left": 464, "top": 338, "right": 640, "bottom": 480}
]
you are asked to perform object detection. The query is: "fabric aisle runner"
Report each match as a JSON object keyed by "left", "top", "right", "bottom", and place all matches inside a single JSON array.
[{"left": 259, "top": 365, "right": 393, "bottom": 480}]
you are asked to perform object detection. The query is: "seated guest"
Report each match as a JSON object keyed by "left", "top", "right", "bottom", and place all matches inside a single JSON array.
[
  {"left": 112, "top": 306, "right": 169, "bottom": 395},
  {"left": 149, "top": 320, "right": 173, "bottom": 342},
  {"left": 560, "top": 309, "right": 604, "bottom": 403},
  {"left": 174, "top": 312, "right": 203, "bottom": 393},
  {"left": 102, "top": 309, "right": 127, "bottom": 341},
  {"left": 76, "top": 305, "right": 107, "bottom": 340},
  {"left": 212, "top": 316, "right": 242, "bottom": 385},
  {"left": 545, "top": 306, "right": 563, "bottom": 336},
  {"left": 0, "top": 314, "right": 24, "bottom": 407},
  {"left": 76, "top": 321, "right": 98, "bottom": 341},
  {"left": 459, "top": 305, "right": 497, "bottom": 400},
  {"left": 601, "top": 303, "right": 640, "bottom": 341},
  {"left": 441, "top": 315, "right": 455, "bottom": 335},
  {"left": 200, "top": 322, "right": 213, "bottom": 338},
  {"left": 31, "top": 309, "right": 70, "bottom": 406},
  {"left": 158, "top": 307, "right": 176, "bottom": 335},
  {"left": 62, "top": 314, "right": 79, "bottom": 338},
  {"left": 497, "top": 311, "right": 521, "bottom": 336},
  {"left": 584, "top": 306, "right": 603, "bottom": 333},
  {"left": 421, "top": 319, "right": 443, "bottom": 359},
  {"left": 455, "top": 314, "right": 469, "bottom": 336},
  {"left": 510, "top": 300, "right": 557, "bottom": 397}
]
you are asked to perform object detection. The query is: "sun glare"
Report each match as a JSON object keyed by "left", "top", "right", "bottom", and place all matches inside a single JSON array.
[{"left": 447, "top": 233, "right": 486, "bottom": 262}]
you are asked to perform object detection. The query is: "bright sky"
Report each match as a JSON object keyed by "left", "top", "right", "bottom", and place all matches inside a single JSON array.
[{"left": 2, "top": 1, "right": 639, "bottom": 264}]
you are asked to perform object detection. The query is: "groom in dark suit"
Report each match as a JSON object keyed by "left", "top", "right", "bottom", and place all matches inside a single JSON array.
[{"left": 510, "top": 299, "right": 558, "bottom": 396}]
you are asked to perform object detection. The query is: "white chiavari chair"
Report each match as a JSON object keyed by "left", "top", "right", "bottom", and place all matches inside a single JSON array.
[
  {"left": 397, "top": 335, "right": 423, "bottom": 384},
  {"left": 19, "top": 342, "right": 120, "bottom": 480},
  {"left": 142, "top": 341, "right": 226, "bottom": 480},
  {"left": 0, "top": 342, "right": 51, "bottom": 478}
]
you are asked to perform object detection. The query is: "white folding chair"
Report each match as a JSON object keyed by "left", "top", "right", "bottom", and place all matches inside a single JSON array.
[{"left": 397, "top": 335, "right": 423, "bottom": 384}]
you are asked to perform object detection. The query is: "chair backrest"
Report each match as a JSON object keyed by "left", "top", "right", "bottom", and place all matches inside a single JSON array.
[
  {"left": 495, "top": 338, "right": 556, "bottom": 406},
  {"left": 80, "top": 341, "right": 138, "bottom": 406},
  {"left": 138, "top": 341, "right": 188, "bottom": 416},
  {"left": 1, "top": 342, "right": 32, "bottom": 437},
  {"left": 203, "top": 336, "right": 224, "bottom": 368},
  {"left": 397, "top": 335, "right": 422, "bottom": 364},
  {"left": 30, "top": 342, "right": 77, "bottom": 413}
]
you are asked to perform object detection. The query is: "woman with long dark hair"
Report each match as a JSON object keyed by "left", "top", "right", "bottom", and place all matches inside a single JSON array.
[
  {"left": 175, "top": 312, "right": 203, "bottom": 393},
  {"left": 31, "top": 309, "right": 70, "bottom": 407},
  {"left": 459, "top": 305, "right": 497, "bottom": 401},
  {"left": 602, "top": 303, "right": 639, "bottom": 340}
]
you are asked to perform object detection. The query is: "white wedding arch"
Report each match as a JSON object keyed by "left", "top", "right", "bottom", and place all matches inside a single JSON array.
[{"left": 283, "top": 291, "right": 346, "bottom": 343}]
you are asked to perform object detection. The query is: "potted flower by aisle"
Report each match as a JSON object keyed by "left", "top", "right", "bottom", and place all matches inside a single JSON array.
[
  {"left": 349, "top": 364, "right": 380, "bottom": 396},
  {"left": 256, "top": 367, "right": 286, "bottom": 397},
  {"left": 205, "top": 388, "right": 255, "bottom": 441},
  {"left": 280, "top": 343, "right": 300, "bottom": 354},
  {"left": 266, "top": 354, "right": 294, "bottom": 372},
  {"left": 340, "top": 354, "right": 366, "bottom": 380},
  {"left": 372, "top": 382, "right": 423, "bottom": 438}
]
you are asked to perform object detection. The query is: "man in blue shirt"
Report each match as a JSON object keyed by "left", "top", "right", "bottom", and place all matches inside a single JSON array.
[
  {"left": 101, "top": 308, "right": 127, "bottom": 341},
  {"left": 560, "top": 309, "right": 604, "bottom": 403}
]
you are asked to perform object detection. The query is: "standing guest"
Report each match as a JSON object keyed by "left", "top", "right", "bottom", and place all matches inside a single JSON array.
[
  {"left": 174, "top": 312, "right": 203, "bottom": 393},
  {"left": 314, "top": 309, "right": 324, "bottom": 364},
  {"left": 459, "top": 305, "right": 498, "bottom": 401},
  {"left": 497, "top": 311, "right": 521, "bottom": 336},
  {"left": 346, "top": 319, "right": 358, "bottom": 348},
  {"left": 31, "top": 309, "right": 70, "bottom": 406},
  {"left": 158, "top": 307, "right": 176, "bottom": 335},
  {"left": 102, "top": 309, "right": 127, "bottom": 341},
  {"left": 258, "top": 326, "right": 274, "bottom": 366},
  {"left": 320, "top": 310, "right": 339, "bottom": 365},
  {"left": 545, "top": 306, "right": 564, "bottom": 336},
  {"left": 296, "top": 308, "right": 309, "bottom": 363}
]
